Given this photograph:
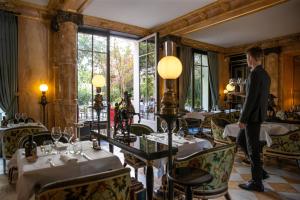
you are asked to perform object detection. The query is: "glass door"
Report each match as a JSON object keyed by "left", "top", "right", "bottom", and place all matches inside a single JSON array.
[{"left": 135, "top": 33, "right": 158, "bottom": 131}]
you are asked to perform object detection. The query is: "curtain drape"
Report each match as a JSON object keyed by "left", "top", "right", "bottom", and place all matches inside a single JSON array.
[
  {"left": 0, "top": 11, "right": 18, "bottom": 118},
  {"left": 208, "top": 51, "right": 219, "bottom": 109},
  {"left": 179, "top": 46, "right": 192, "bottom": 111}
]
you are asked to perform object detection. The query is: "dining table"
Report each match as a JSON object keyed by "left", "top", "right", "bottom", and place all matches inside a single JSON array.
[
  {"left": 15, "top": 140, "right": 123, "bottom": 200},
  {"left": 223, "top": 122, "right": 299, "bottom": 146},
  {"left": 94, "top": 129, "right": 212, "bottom": 200}
]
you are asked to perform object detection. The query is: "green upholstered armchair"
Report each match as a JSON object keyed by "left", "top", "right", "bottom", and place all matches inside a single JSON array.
[
  {"left": 2, "top": 125, "right": 47, "bottom": 173},
  {"left": 123, "top": 123, "right": 154, "bottom": 179},
  {"left": 263, "top": 129, "right": 300, "bottom": 168},
  {"left": 35, "top": 168, "right": 131, "bottom": 200},
  {"left": 211, "top": 118, "right": 233, "bottom": 145},
  {"left": 173, "top": 144, "right": 236, "bottom": 200}
]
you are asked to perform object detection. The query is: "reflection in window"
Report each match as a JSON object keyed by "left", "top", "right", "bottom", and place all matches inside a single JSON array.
[
  {"left": 185, "top": 52, "right": 209, "bottom": 111},
  {"left": 139, "top": 37, "right": 156, "bottom": 120},
  {"left": 77, "top": 33, "right": 107, "bottom": 122}
]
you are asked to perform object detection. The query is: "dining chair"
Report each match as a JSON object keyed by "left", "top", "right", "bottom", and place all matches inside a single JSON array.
[
  {"left": 123, "top": 123, "right": 154, "bottom": 179},
  {"left": 2, "top": 125, "right": 47, "bottom": 174},
  {"left": 35, "top": 168, "right": 131, "bottom": 200},
  {"left": 263, "top": 129, "right": 300, "bottom": 168},
  {"left": 18, "top": 131, "right": 68, "bottom": 148},
  {"left": 211, "top": 118, "right": 233, "bottom": 145},
  {"left": 172, "top": 143, "right": 236, "bottom": 200}
]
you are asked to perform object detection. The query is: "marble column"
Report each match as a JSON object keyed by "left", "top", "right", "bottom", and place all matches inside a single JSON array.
[
  {"left": 265, "top": 52, "right": 279, "bottom": 102},
  {"left": 53, "top": 21, "right": 77, "bottom": 129}
]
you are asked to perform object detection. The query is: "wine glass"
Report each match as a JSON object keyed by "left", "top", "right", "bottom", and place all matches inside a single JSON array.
[
  {"left": 160, "top": 120, "right": 168, "bottom": 133},
  {"left": 51, "top": 127, "right": 62, "bottom": 144},
  {"left": 21, "top": 113, "right": 27, "bottom": 122},
  {"left": 15, "top": 113, "right": 20, "bottom": 122},
  {"left": 64, "top": 127, "right": 74, "bottom": 154},
  {"left": 177, "top": 127, "right": 185, "bottom": 139}
]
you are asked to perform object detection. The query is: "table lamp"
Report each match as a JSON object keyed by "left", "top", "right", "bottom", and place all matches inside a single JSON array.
[
  {"left": 39, "top": 84, "right": 48, "bottom": 125},
  {"left": 157, "top": 55, "right": 182, "bottom": 200},
  {"left": 92, "top": 75, "right": 106, "bottom": 144}
]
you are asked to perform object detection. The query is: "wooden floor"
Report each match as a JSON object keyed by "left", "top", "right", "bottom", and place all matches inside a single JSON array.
[{"left": 0, "top": 141, "right": 300, "bottom": 200}]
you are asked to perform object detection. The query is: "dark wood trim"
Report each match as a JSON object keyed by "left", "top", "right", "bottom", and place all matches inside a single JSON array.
[{"left": 51, "top": 10, "right": 83, "bottom": 32}]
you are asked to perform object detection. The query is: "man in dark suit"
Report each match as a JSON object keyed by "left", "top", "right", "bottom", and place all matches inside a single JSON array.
[{"left": 237, "top": 47, "right": 271, "bottom": 192}]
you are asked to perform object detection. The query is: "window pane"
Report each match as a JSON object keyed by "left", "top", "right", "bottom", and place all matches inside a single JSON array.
[
  {"left": 202, "top": 66, "right": 209, "bottom": 111},
  {"left": 194, "top": 65, "right": 202, "bottom": 109},
  {"left": 93, "top": 53, "right": 106, "bottom": 75},
  {"left": 147, "top": 37, "right": 155, "bottom": 53},
  {"left": 78, "top": 33, "right": 92, "bottom": 51},
  {"left": 147, "top": 53, "right": 155, "bottom": 69},
  {"left": 139, "top": 40, "right": 147, "bottom": 55},
  {"left": 140, "top": 66, "right": 147, "bottom": 118},
  {"left": 194, "top": 53, "right": 201, "bottom": 65},
  {"left": 147, "top": 67, "right": 155, "bottom": 120},
  {"left": 93, "top": 35, "right": 106, "bottom": 52},
  {"left": 139, "top": 55, "right": 147, "bottom": 69},
  {"left": 185, "top": 72, "right": 193, "bottom": 111},
  {"left": 202, "top": 55, "right": 208, "bottom": 66}
]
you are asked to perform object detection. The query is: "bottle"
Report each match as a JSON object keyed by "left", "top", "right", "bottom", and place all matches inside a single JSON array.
[
  {"left": 1, "top": 116, "right": 8, "bottom": 127},
  {"left": 25, "top": 135, "right": 37, "bottom": 162}
]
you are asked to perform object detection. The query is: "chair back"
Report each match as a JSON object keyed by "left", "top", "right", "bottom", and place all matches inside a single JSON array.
[
  {"left": 18, "top": 131, "right": 68, "bottom": 148},
  {"left": 35, "top": 168, "right": 131, "bottom": 200},
  {"left": 130, "top": 124, "right": 154, "bottom": 136},
  {"left": 211, "top": 118, "right": 231, "bottom": 144},
  {"left": 2, "top": 125, "right": 47, "bottom": 159},
  {"left": 174, "top": 143, "right": 236, "bottom": 194},
  {"left": 268, "top": 129, "right": 300, "bottom": 154}
]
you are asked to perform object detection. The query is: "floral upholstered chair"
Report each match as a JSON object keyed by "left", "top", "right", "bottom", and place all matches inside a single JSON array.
[
  {"left": 123, "top": 123, "right": 154, "bottom": 179},
  {"left": 2, "top": 125, "right": 47, "bottom": 173},
  {"left": 263, "top": 129, "right": 300, "bottom": 168},
  {"left": 211, "top": 118, "right": 233, "bottom": 145},
  {"left": 173, "top": 144, "right": 236, "bottom": 200},
  {"left": 35, "top": 168, "right": 131, "bottom": 200}
]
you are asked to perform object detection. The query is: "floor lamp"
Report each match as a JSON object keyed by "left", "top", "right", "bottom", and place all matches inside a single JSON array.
[
  {"left": 156, "top": 56, "right": 182, "bottom": 200},
  {"left": 39, "top": 84, "right": 48, "bottom": 125},
  {"left": 92, "top": 74, "right": 106, "bottom": 145}
]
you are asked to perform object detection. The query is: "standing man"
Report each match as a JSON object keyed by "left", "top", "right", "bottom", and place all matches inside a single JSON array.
[{"left": 237, "top": 47, "right": 271, "bottom": 192}]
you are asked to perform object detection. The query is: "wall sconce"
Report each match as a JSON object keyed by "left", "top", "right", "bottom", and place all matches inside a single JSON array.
[
  {"left": 39, "top": 84, "right": 48, "bottom": 125},
  {"left": 92, "top": 75, "right": 106, "bottom": 143}
]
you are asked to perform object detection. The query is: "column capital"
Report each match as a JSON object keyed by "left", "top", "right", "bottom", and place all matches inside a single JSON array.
[{"left": 51, "top": 10, "right": 83, "bottom": 32}]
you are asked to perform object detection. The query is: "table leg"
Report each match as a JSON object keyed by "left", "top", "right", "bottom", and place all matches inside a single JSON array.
[{"left": 146, "top": 164, "right": 153, "bottom": 200}]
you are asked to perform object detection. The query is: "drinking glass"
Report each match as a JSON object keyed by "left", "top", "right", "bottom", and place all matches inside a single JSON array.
[
  {"left": 43, "top": 140, "right": 53, "bottom": 155},
  {"left": 15, "top": 113, "right": 20, "bottom": 122},
  {"left": 73, "top": 139, "right": 82, "bottom": 155},
  {"left": 21, "top": 113, "right": 27, "bottom": 122},
  {"left": 160, "top": 120, "right": 168, "bottom": 132},
  {"left": 177, "top": 127, "right": 185, "bottom": 139},
  {"left": 51, "top": 127, "right": 62, "bottom": 144}
]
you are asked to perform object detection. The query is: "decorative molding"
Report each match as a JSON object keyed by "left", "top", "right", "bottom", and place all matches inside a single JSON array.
[
  {"left": 83, "top": 15, "right": 150, "bottom": 37},
  {"left": 264, "top": 47, "right": 281, "bottom": 55},
  {"left": 51, "top": 10, "right": 83, "bottom": 32},
  {"left": 48, "top": 0, "right": 91, "bottom": 13},
  {"left": 151, "top": 0, "right": 287, "bottom": 37},
  {"left": 181, "top": 37, "right": 226, "bottom": 53}
]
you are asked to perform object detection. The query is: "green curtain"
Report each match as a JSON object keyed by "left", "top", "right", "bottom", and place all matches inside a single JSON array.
[
  {"left": 0, "top": 11, "right": 18, "bottom": 118},
  {"left": 178, "top": 46, "right": 192, "bottom": 111},
  {"left": 208, "top": 51, "right": 219, "bottom": 108}
]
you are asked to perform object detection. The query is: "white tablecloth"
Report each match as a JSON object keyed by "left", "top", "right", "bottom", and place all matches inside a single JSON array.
[
  {"left": 146, "top": 133, "right": 213, "bottom": 176},
  {"left": 223, "top": 122, "right": 299, "bottom": 147},
  {"left": 183, "top": 111, "right": 221, "bottom": 121},
  {"left": 16, "top": 141, "right": 123, "bottom": 200}
]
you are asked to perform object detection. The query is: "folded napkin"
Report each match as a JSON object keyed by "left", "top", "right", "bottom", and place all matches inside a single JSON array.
[
  {"left": 54, "top": 142, "right": 68, "bottom": 150},
  {"left": 60, "top": 154, "right": 78, "bottom": 164}
]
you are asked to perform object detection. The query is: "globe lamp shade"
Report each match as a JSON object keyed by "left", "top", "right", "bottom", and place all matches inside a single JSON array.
[
  {"left": 157, "top": 56, "right": 182, "bottom": 79},
  {"left": 226, "top": 83, "right": 235, "bottom": 92},
  {"left": 39, "top": 84, "right": 48, "bottom": 92},
  {"left": 92, "top": 75, "right": 106, "bottom": 88}
]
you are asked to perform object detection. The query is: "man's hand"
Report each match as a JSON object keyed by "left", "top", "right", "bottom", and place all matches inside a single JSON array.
[{"left": 238, "top": 121, "right": 246, "bottom": 129}]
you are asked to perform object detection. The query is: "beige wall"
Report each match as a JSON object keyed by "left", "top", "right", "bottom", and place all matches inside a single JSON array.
[{"left": 18, "top": 17, "right": 53, "bottom": 128}]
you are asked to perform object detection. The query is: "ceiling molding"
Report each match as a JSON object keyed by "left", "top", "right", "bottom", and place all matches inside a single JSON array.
[
  {"left": 226, "top": 32, "right": 300, "bottom": 55},
  {"left": 83, "top": 15, "right": 150, "bottom": 37},
  {"left": 151, "top": 0, "right": 288, "bottom": 37},
  {"left": 48, "top": 0, "right": 91, "bottom": 12},
  {"left": 181, "top": 37, "right": 226, "bottom": 53}
]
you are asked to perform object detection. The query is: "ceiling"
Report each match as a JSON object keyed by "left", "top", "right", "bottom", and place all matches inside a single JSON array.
[
  {"left": 82, "top": 0, "right": 216, "bottom": 28},
  {"left": 20, "top": 0, "right": 300, "bottom": 48},
  {"left": 185, "top": 0, "right": 300, "bottom": 48}
]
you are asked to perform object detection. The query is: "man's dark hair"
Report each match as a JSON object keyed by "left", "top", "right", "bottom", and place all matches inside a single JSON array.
[{"left": 246, "top": 46, "right": 263, "bottom": 61}]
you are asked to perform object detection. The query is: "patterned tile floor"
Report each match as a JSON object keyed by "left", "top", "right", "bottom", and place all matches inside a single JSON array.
[{"left": 0, "top": 142, "right": 300, "bottom": 200}]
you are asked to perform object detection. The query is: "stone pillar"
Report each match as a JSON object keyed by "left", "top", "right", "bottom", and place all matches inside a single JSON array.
[
  {"left": 265, "top": 52, "right": 280, "bottom": 105},
  {"left": 51, "top": 12, "right": 82, "bottom": 129}
]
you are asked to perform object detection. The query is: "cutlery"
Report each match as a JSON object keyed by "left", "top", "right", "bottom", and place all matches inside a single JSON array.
[{"left": 48, "top": 158, "right": 55, "bottom": 167}]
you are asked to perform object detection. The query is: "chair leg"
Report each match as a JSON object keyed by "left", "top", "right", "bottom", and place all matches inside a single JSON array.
[
  {"left": 185, "top": 186, "right": 193, "bottom": 200},
  {"left": 225, "top": 192, "right": 231, "bottom": 200},
  {"left": 3, "top": 159, "right": 6, "bottom": 174},
  {"left": 135, "top": 168, "right": 138, "bottom": 180}
]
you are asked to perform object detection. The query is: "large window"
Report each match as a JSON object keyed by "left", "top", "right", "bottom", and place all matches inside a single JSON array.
[
  {"left": 185, "top": 52, "right": 209, "bottom": 111},
  {"left": 77, "top": 32, "right": 107, "bottom": 122},
  {"left": 77, "top": 31, "right": 135, "bottom": 123}
]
